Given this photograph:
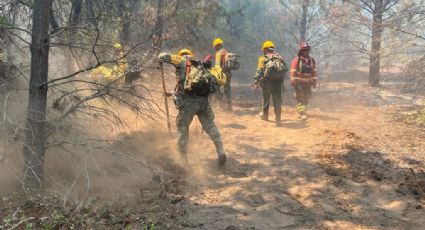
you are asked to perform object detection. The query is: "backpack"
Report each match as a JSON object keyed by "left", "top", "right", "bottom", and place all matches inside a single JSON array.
[
  {"left": 221, "top": 50, "right": 240, "bottom": 71},
  {"left": 184, "top": 61, "right": 217, "bottom": 96},
  {"left": 297, "top": 56, "right": 315, "bottom": 74},
  {"left": 263, "top": 53, "right": 288, "bottom": 81},
  {"left": 209, "top": 67, "right": 227, "bottom": 86}
]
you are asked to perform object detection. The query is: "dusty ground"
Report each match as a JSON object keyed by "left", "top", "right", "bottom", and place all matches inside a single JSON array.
[
  {"left": 169, "top": 72, "right": 425, "bottom": 229},
  {"left": 1, "top": 71, "right": 425, "bottom": 229}
]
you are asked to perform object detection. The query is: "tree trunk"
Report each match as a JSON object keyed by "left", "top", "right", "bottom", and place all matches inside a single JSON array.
[
  {"left": 153, "top": 0, "right": 164, "bottom": 54},
  {"left": 85, "top": 0, "right": 98, "bottom": 27},
  {"left": 120, "top": 1, "right": 131, "bottom": 45},
  {"left": 67, "top": 0, "right": 84, "bottom": 72},
  {"left": 49, "top": 3, "right": 59, "bottom": 31},
  {"left": 23, "top": 0, "right": 51, "bottom": 192},
  {"left": 70, "top": 0, "right": 83, "bottom": 26},
  {"left": 369, "top": 0, "right": 384, "bottom": 87},
  {"left": 299, "top": 0, "right": 308, "bottom": 42},
  {"left": 121, "top": 15, "right": 131, "bottom": 45}
]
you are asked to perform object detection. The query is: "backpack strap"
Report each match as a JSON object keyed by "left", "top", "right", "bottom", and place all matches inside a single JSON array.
[
  {"left": 185, "top": 59, "right": 192, "bottom": 77},
  {"left": 297, "top": 56, "right": 302, "bottom": 72},
  {"left": 175, "top": 59, "right": 191, "bottom": 92}
]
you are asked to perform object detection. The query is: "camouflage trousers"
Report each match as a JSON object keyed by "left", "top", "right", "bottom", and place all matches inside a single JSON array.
[
  {"left": 176, "top": 95, "right": 224, "bottom": 156},
  {"left": 260, "top": 79, "right": 283, "bottom": 122},
  {"left": 294, "top": 84, "right": 312, "bottom": 114}
]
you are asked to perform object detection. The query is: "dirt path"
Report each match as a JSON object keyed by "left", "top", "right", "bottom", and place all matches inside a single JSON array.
[
  {"left": 166, "top": 74, "right": 425, "bottom": 229},
  {"left": 1, "top": 72, "right": 425, "bottom": 229}
]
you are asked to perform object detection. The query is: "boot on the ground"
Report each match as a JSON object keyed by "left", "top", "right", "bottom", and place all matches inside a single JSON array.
[
  {"left": 217, "top": 150, "right": 227, "bottom": 166},
  {"left": 214, "top": 141, "right": 227, "bottom": 167},
  {"left": 259, "top": 111, "right": 269, "bottom": 121},
  {"left": 276, "top": 120, "right": 282, "bottom": 127},
  {"left": 275, "top": 111, "right": 282, "bottom": 127}
]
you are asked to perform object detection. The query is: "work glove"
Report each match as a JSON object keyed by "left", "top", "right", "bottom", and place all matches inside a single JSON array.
[{"left": 251, "top": 81, "right": 260, "bottom": 90}]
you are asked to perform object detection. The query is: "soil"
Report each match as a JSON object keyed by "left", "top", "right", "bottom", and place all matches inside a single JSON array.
[{"left": 1, "top": 71, "right": 425, "bottom": 229}]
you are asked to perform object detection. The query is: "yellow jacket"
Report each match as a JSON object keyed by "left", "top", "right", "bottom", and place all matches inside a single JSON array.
[
  {"left": 254, "top": 55, "right": 266, "bottom": 82},
  {"left": 158, "top": 53, "right": 192, "bottom": 93},
  {"left": 209, "top": 67, "right": 227, "bottom": 86},
  {"left": 214, "top": 48, "right": 228, "bottom": 71},
  {"left": 91, "top": 51, "right": 128, "bottom": 85}
]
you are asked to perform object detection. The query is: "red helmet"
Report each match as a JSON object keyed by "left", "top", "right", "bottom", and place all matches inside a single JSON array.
[{"left": 299, "top": 42, "right": 311, "bottom": 51}]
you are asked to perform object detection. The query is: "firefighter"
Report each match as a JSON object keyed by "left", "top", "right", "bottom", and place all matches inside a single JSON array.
[
  {"left": 158, "top": 49, "right": 227, "bottom": 166},
  {"left": 253, "top": 41, "right": 288, "bottom": 127},
  {"left": 213, "top": 38, "right": 233, "bottom": 112},
  {"left": 91, "top": 43, "right": 128, "bottom": 86},
  {"left": 290, "top": 42, "right": 317, "bottom": 120}
]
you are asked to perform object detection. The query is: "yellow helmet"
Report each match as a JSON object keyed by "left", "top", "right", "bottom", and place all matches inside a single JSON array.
[
  {"left": 262, "top": 40, "right": 275, "bottom": 51},
  {"left": 178, "top": 49, "right": 193, "bottom": 57},
  {"left": 213, "top": 38, "right": 224, "bottom": 48},
  {"left": 113, "top": 43, "right": 122, "bottom": 50}
]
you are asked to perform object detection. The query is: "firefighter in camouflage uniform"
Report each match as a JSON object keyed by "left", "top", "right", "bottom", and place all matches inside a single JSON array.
[
  {"left": 253, "top": 41, "right": 288, "bottom": 127},
  {"left": 158, "top": 49, "right": 227, "bottom": 166}
]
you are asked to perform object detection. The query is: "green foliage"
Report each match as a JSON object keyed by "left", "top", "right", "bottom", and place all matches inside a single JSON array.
[
  {"left": 40, "top": 211, "right": 67, "bottom": 230},
  {"left": 25, "top": 222, "right": 35, "bottom": 230},
  {"left": 0, "top": 16, "right": 9, "bottom": 26},
  {"left": 404, "top": 109, "right": 425, "bottom": 126},
  {"left": 2, "top": 214, "right": 14, "bottom": 226},
  {"left": 144, "top": 224, "right": 155, "bottom": 230},
  {"left": 123, "top": 207, "right": 132, "bottom": 216}
]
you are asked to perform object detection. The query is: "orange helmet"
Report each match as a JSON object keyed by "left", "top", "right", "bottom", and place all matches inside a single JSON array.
[{"left": 299, "top": 42, "right": 311, "bottom": 51}]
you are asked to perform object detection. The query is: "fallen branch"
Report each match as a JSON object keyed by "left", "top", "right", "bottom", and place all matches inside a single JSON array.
[{"left": 7, "top": 217, "right": 36, "bottom": 230}]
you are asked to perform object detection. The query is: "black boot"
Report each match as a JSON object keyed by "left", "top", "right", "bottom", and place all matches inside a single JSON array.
[
  {"left": 218, "top": 151, "right": 227, "bottom": 166},
  {"left": 276, "top": 120, "right": 282, "bottom": 127},
  {"left": 214, "top": 141, "right": 227, "bottom": 167},
  {"left": 275, "top": 112, "right": 282, "bottom": 127}
]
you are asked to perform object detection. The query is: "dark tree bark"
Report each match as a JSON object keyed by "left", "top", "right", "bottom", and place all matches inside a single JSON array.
[
  {"left": 120, "top": 1, "right": 131, "bottom": 45},
  {"left": 85, "top": 0, "right": 98, "bottom": 27},
  {"left": 121, "top": 15, "right": 131, "bottom": 44},
  {"left": 153, "top": 0, "right": 164, "bottom": 54},
  {"left": 70, "top": 0, "right": 83, "bottom": 26},
  {"left": 369, "top": 0, "right": 384, "bottom": 87},
  {"left": 49, "top": 3, "right": 59, "bottom": 30},
  {"left": 23, "top": 0, "right": 52, "bottom": 192},
  {"left": 300, "top": 0, "right": 308, "bottom": 42},
  {"left": 346, "top": 0, "right": 400, "bottom": 87}
]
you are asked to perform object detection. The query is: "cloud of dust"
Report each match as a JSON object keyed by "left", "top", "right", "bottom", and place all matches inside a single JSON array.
[{"left": 0, "top": 60, "right": 219, "bottom": 206}]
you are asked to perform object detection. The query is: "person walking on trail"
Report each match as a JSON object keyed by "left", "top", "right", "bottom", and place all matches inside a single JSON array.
[
  {"left": 253, "top": 40, "right": 288, "bottom": 127},
  {"left": 158, "top": 49, "right": 227, "bottom": 166},
  {"left": 290, "top": 42, "right": 317, "bottom": 121},
  {"left": 213, "top": 38, "right": 239, "bottom": 112}
]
